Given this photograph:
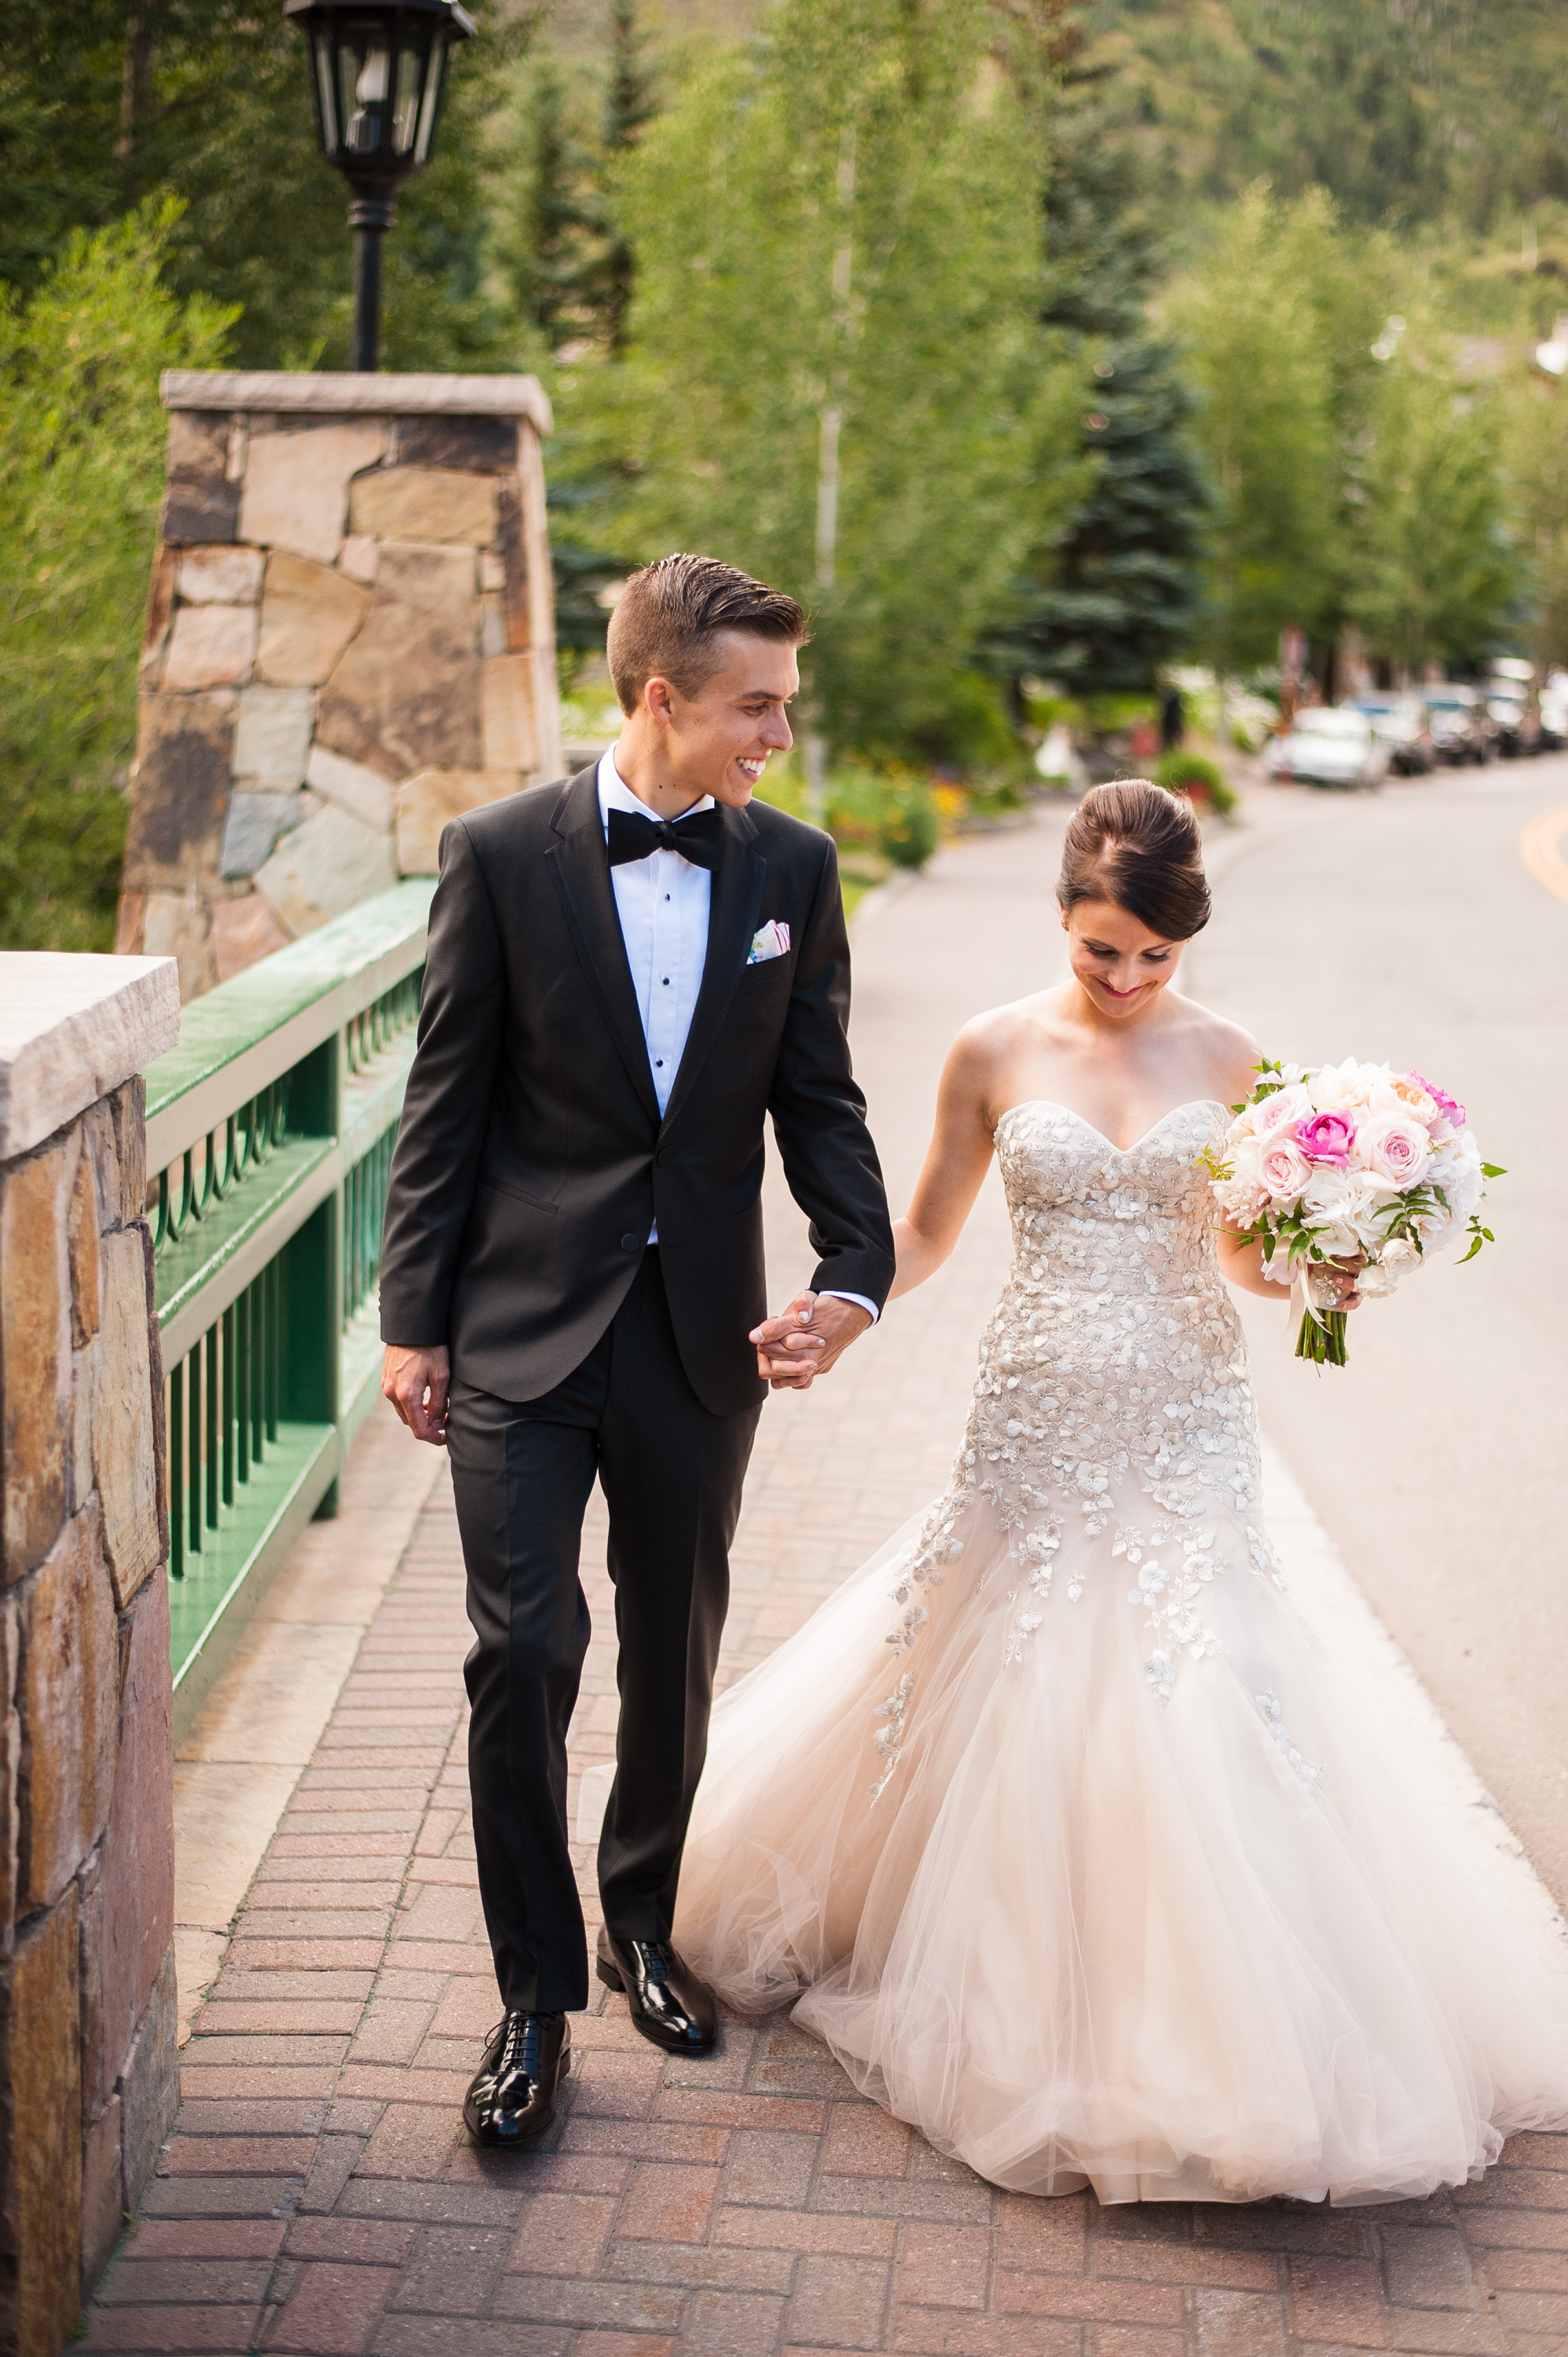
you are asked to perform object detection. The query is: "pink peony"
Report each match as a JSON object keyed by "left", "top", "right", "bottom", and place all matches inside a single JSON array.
[
  {"left": 1407, "top": 1072, "right": 1464, "bottom": 1128},
  {"left": 1293, "top": 1110, "right": 1358, "bottom": 1167}
]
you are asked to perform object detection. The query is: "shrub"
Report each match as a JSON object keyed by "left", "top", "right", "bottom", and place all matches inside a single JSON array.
[
  {"left": 1154, "top": 750, "right": 1236, "bottom": 817},
  {"left": 877, "top": 778, "right": 941, "bottom": 869}
]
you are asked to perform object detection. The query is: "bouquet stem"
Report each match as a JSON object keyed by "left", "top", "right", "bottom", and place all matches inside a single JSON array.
[{"left": 1295, "top": 1307, "right": 1348, "bottom": 1366}]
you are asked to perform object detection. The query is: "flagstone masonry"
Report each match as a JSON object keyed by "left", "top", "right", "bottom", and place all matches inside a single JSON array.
[{"left": 116, "top": 373, "right": 565, "bottom": 1000}]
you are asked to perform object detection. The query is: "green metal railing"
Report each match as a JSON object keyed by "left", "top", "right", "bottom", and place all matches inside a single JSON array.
[{"left": 143, "top": 881, "right": 434, "bottom": 1734}]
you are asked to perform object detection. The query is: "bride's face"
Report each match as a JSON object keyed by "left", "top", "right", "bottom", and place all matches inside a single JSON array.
[{"left": 1061, "top": 897, "right": 1186, "bottom": 1019}]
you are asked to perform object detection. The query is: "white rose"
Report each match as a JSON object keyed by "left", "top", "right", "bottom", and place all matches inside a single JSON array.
[
  {"left": 1228, "top": 1136, "right": 1265, "bottom": 1188},
  {"left": 1309, "top": 1058, "right": 1372, "bottom": 1113}
]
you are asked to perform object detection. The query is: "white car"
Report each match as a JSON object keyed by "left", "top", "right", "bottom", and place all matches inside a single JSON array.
[
  {"left": 1541, "top": 670, "right": 1568, "bottom": 750},
  {"left": 1266, "top": 707, "right": 1390, "bottom": 790}
]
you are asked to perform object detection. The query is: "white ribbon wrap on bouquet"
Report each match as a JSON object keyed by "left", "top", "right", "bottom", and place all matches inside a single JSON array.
[{"left": 1288, "top": 1263, "right": 1331, "bottom": 1355}]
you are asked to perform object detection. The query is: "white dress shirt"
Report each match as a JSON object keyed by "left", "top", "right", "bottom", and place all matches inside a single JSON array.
[{"left": 597, "top": 748, "right": 877, "bottom": 1324}]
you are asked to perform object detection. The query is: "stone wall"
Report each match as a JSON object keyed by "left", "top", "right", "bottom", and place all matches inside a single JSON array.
[
  {"left": 115, "top": 371, "right": 564, "bottom": 999},
  {"left": 0, "top": 952, "right": 182, "bottom": 2355}
]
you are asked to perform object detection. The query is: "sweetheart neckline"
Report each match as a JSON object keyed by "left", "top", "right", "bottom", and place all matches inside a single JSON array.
[{"left": 994, "top": 1098, "right": 1229, "bottom": 1157}]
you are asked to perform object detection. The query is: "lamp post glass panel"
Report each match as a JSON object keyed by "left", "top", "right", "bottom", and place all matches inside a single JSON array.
[{"left": 286, "top": 0, "right": 476, "bottom": 371}]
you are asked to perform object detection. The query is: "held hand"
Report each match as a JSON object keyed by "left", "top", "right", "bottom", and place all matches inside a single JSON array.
[
  {"left": 749, "top": 1292, "right": 873, "bottom": 1391},
  {"left": 382, "top": 1343, "right": 451, "bottom": 1444},
  {"left": 1315, "top": 1255, "right": 1366, "bottom": 1313}
]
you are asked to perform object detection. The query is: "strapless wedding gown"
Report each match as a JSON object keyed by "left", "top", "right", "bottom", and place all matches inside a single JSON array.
[{"left": 672, "top": 1100, "right": 1568, "bottom": 2202}]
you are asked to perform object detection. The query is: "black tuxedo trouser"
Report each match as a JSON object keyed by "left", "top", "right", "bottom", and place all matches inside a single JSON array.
[{"left": 445, "top": 1248, "right": 763, "bottom": 2014}]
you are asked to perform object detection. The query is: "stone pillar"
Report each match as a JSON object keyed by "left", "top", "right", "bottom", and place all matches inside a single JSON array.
[
  {"left": 0, "top": 952, "right": 182, "bottom": 2355},
  {"left": 115, "top": 370, "right": 564, "bottom": 999}
]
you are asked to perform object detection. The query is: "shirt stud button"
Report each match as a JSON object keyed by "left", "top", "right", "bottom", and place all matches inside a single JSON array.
[{"left": 621, "top": 1233, "right": 640, "bottom": 1252}]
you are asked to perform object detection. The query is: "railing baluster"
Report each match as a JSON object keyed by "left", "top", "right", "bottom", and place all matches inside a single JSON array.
[
  {"left": 236, "top": 1285, "right": 251, "bottom": 1486},
  {"left": 169, "top": 1363, "right": 185, "bottom": 1580},
  {"left": 188, "top": 1335, "right": 203, "bottom": 1556},
  {"left": 205, "top": 1319, "right": 220, "bottom": 1530},
  {"left": 222, "top": 1303, "right": 236, "bottom": 1508},
  {"left": 266, "top": 1258, "right": 280, "bottom": 1444}
]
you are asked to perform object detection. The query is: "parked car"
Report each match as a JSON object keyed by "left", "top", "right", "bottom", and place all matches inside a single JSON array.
[
  {"left": 1350, "top": 694, "right": 1434, "bottom": 775},
  {"left": 1486, "top": 687, "right": 1540, "bottom": 756},
  {"left": 1540, "top": 669, "right": 1568, "bottom": 751},
  {"left": 1266, "top": 707, "right": 1390, "bottom": 790},
  {"left": 1424, "top": 687, "right": 1493, "bottom": 765},
  {"left": 1485, "top": 658, "right": 1541, "bottom": 757}
]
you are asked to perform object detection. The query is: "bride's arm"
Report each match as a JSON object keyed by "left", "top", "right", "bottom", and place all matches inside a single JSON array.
[
  {"left": 889, "top": 1031, "right": 999, "bottom": 1300},
  {"left": 1214, "top": 1223, "right": 1295, "bottom": 1301}
]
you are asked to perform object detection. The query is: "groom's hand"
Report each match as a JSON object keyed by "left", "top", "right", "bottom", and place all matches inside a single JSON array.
[
  {"left": 383, "top": 1343, "right": 451, "bottom": 1444},
  {"left": 749, "top": 1292, "right": 872, "bottom": 1391}
]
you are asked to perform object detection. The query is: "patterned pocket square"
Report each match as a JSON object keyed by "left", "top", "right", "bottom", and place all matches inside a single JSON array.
[{"left": 747, "top": 920, "right": 791, "bottom": 965}]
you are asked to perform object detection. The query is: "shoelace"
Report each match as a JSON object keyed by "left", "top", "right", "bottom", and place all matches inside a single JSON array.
[
  {"left": 639, "top": 1943, "right": 675, "bottom": 1986},
  {"left": 488, "top": 2014, "right": 543, "bottom": 2078}
]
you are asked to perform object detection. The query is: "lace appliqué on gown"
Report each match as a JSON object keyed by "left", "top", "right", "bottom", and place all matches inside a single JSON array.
[{"left": 874, "top": 1102, "right": 1284, "bottom": 1786}]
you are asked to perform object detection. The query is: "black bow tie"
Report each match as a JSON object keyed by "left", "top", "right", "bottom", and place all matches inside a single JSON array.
[{"left": 606, "top": 805, "right": 724, "bottom": 872}]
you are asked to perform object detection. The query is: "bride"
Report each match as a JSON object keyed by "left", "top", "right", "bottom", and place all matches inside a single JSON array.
[{"left": 672, "top": 779, "right": 1568, "bottom": 2205}]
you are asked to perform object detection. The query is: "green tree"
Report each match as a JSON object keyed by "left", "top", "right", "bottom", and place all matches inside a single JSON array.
[
  {"left": 0, "top": 205, "right": 233, "bottom": 951},
  {"left": 592, "top": 0, "right": 1056, "bottom": 757},
  {"left": 1169, "top": 186, "right": 1365, "bottom": 676},
  {"left": 596, "top": 0, "right": 658, "bottom": 350},
  {"left": 992, "top": 338, "right": 1211, "bottom": 697},
  {"left": 1504, "top": 374, "right": 1568, "bottom": 672},
  {"left": 498, "top": 46, "right": 607, "bottom": 350},
  {"left": 0, "top": 0, "right": 529, "bottom": 371},
  {"left": 1350, "top": 347, "right": 1515, "bottom": 674}
]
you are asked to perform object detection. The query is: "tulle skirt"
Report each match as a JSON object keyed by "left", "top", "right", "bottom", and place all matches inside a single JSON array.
[{"left": 672, "top": 1475, "right": 1568, "bottom": 2203}]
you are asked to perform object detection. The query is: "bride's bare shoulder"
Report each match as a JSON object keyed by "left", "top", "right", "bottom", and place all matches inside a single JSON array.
[
  {"left": 937, "top": 991, "right": 1065, "bottom": 1116},
  {"left": 1169, "top": 995, "right": 1264, "bottom": 1100},
  {"left": 947, "top": 990, "right": 1066, "bottom": 1071}
]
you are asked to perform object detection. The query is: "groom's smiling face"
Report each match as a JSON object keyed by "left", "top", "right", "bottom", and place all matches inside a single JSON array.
[{"left": 661, "top": 631, "right": 799, "bottom": 810}]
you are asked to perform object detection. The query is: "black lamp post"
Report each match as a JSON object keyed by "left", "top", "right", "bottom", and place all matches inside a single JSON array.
[{"left": 285, "top": 0, "right": 475, "bottom": 372}]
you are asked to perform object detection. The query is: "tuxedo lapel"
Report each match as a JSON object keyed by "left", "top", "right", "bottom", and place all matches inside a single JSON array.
[
  {"left": 661, "top": 804, "right": 767, "bottom": 1136},
  {"left": 545, "top": 768, "right": 661, "bottom": 1127}
]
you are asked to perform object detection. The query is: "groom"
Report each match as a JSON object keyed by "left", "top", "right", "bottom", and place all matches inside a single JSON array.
[{"left": 379, "top": 553, "right": 895, "bottom": 2145}]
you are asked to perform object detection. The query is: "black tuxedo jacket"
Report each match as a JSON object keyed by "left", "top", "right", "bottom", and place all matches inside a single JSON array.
[{"left": 378, "top": 765, "right": 896, "bottom": 1418}]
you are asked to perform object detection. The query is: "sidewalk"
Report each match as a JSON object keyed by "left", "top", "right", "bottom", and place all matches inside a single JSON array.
[{"left": 83, "top": 809, "right": 1568, "bottom": 2356}]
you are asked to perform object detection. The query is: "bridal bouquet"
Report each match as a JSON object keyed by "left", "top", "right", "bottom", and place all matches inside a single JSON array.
[{"left": 1200, "top": 1060, "right": 1502, "bottom": 1365}]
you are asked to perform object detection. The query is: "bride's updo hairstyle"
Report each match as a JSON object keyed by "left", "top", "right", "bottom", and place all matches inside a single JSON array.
[{"left": 1057, "top": 779, "right": 1211, "bottom": 941}]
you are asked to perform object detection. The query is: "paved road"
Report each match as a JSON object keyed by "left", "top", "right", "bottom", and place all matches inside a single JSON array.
[{"left": 82, "top": 779, "right": 1568, "bottom": 2355}]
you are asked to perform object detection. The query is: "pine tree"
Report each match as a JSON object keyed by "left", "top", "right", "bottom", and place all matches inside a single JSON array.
[
  {"left": 994, "top": 339, "right": 1210, "bottom": 697},
  {"left": 597, "top": 0, "right": 657, "bottom": 350},
  {"left": 505, "top": 52, "right": 603, "bottom": 346}
]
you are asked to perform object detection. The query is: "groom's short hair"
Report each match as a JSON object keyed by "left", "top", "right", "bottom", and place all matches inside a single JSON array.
[{"left": 607, "top": 553, "right": 808, "bottom": 713}]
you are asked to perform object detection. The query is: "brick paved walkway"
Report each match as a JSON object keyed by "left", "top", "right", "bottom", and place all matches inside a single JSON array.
[{"left": 85, "top": 811, "right": 1568, "bottom": 2355}]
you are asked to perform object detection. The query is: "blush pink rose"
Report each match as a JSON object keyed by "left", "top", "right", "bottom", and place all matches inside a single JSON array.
[
  {"left": 1252, "top": 1083, "right": 1311, "bottom": 1142},
  {"left": 1293, "top": 1109, "right": 1358, "bottom": 1167},
  {"left": 1359, "top": 1110, "right": 1430, "bottom": 1185},
  {"left": 1258, "top": 1138, "right": 1311, "bottom": 1200}
]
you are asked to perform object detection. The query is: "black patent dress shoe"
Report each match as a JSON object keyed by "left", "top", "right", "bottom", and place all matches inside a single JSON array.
[
  {"left": 596, "top": 1928, "right": 718, "bottom": 2055},
  {"left": 462, "top": 2011, "right": 570, "bottom": 2147}
]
